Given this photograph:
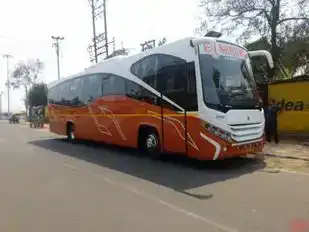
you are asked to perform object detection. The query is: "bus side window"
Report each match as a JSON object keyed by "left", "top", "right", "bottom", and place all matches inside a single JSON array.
[
  {"left": 126, "top": 80, "right": 142, "bottom": 100},
  {"left": 69, "top": 78, "right": 84, "bottom": 107},
  {"left": 59, "top": 82, "right": 70, "bottom": 106},
  {"left": 157, "top": 62, "right": 198, "bottom": 111},
  {"left": 130, "top": 54, "right": 186, "bottom": 93},
  {"left": 156, "top": 64, "right": 184, "bottom": 111},
  {"left": 126, "top": 79, "right": 158, "bottom": 106},
  {"left": 81, "top": 74, "right": 102, "bottom": 104},
  {"left": 130, "top": 55, "right": 158, "bottom": 90},
  {"left": 48, "top": 87, "right": 55, "bottom": 104},
  {"left": 102, "top": 74, "right": 126, "bottom": 96},
  {"left": 52, "top": 85, "right": 60, "bottom": 105}
]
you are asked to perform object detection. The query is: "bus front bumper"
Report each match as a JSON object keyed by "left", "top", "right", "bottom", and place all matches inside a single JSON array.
[{"left": 221, "top": 139, "right": 265, "bottom": 159}]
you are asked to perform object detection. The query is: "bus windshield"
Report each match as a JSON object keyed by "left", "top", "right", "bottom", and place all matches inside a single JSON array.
[{"left": 198, "top": 42, "right": 260, "bottom": 112}]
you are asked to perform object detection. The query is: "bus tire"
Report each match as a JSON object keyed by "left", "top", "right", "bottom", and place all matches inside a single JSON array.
[
  {"left": 66, "top": 122, "right": 75, "bottom": 142},
  {"left": 138, "top": 126, "right": 160, "bottom": 157}
]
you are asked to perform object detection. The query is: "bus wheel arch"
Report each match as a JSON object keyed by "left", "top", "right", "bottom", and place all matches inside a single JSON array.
[
  {"left": 138, "top": 125, "right": 161, "bottom": 155},
  {"left": 66, "top": 121, "right": 75, "bottom": 141}
]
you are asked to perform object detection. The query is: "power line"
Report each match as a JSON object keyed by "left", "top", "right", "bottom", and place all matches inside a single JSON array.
[{"left": 51, "top": 36, "right": 64, "bottom": 80}]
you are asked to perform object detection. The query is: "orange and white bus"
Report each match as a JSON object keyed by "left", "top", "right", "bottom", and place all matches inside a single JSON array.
[{"left": 47, "top": 37, "right": 274, "bottom": 160}]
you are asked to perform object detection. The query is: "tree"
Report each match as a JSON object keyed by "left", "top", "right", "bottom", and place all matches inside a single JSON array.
[
  {"left": 246, "top": 35, "right": 309, "bottom": 77},
  {"left": 27, "top": 83, "right": 48, "bottom": 107},
  {"left": 198, "top": 0, "right": 309, "bottom": 78},
  {"left": 11, "top": 59, "right": 44, "bottom": 113},
  {"left": 281, "top": 31, "right": 309, "bottom": 76},
  {"left": 246, "top": 38, "right": 290, "bottom": 79}
]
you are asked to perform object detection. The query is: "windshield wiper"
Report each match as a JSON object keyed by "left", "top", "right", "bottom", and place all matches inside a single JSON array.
[{"left": 228, "top": 91, "right": 249, "bottom": 101}]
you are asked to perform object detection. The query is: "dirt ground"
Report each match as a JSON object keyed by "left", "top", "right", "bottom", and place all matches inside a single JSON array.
[{"left": 264, "top": 156, "right": 309, "bottom": 173}]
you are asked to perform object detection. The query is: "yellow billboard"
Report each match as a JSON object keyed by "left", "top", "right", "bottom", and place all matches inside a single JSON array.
[{"left": 269, "top": 80, "right": 309, "bottom": 133}]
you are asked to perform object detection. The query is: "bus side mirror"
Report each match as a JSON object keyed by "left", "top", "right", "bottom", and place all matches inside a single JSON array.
[{"left": 249, "top": 50, "right": 274, "bottom": 69}]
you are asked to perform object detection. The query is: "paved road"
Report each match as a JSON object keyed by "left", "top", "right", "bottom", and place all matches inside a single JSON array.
[{"left": 0, "top": 121, "right": 309, "bottom": 232}]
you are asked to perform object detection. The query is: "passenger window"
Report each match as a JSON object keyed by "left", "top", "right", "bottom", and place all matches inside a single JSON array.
[
  {"left": 69, "top": 78, "right": 83, "bottom": 106},
  {"left": 51, "top": 86, "right": 60, "bottom": 105},
  {"left": 81, "top": 74, "right": 102, "bottom": 104},
  {"left": 157, "top": 64, "right": 185, "bottom": 110},
  {"left": 102, "top": 74, "right": 126, "bottom": 96},
  {"left": 126, "top": 80, "right": 142, "bottom": 100},
  {"left": 59, "top": 82, "right": 70, "bottom": 105},
  {"left": 130, "top": 54, "right": 186, "bottom": 92},
  {"left": 157, "top": 62, "right": 198, "bottom": 111},
  {"left": 156, "top": 54, "right": 185, "bottom": 71},
  {"left": 48, "top": 87, "right": 55, "bottom": 104},
  {"left": 126, "top": 80, "right": 158, "bottom": 105},
  {"left": 131, "top": 55, "right": 196, "bottom": 110},
  {"left": 130, "top": 55, "right": 158, "bottom": 90}
]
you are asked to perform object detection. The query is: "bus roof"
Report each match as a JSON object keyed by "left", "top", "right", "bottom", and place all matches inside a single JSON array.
[{"left": 47, "top": 36, "right": 246, "bottom": 89}]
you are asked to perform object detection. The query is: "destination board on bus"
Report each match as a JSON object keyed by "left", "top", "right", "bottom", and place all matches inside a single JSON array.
[{"left": 199, "top": 41, "right": 247, "bottom": 59}]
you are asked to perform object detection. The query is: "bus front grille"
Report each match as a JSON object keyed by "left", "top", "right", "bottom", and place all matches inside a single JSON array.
[{"left": 229, "top": 122, "right": 264, "bottom": 142}]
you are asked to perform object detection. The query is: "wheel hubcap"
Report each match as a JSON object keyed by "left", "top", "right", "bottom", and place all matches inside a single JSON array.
[{"left": 146, "top": 134, "right": 157, "bottom": 151}]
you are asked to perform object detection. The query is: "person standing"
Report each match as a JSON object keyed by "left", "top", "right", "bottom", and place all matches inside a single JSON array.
[{"left": 265, "top": 100, "right": 280, "bottom": 144}]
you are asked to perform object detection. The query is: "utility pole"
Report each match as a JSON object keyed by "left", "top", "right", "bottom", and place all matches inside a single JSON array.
[
  {"left": 51, "top": 36, "right": 64, "bottom": 80},
  {"left": 3, "top": 54, "right": 12, "bottom": 115},
  {"left": 0, "top": 91, "right": 3, "bottom": 116},
  {"left": 90, "top": 0, "right": 98, "bottom": 63},
  {"left": 103, "top": 0, "right": 108, "bottom": 57}
]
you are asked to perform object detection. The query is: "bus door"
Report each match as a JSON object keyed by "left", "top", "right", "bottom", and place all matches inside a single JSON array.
[{"left": 157, "top": 63, "right": 193, "bottom": 155}]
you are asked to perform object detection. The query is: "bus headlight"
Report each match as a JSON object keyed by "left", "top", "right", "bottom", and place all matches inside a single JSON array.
[{"left": 202, "top": 122, "right": 233, "bottom": 143}]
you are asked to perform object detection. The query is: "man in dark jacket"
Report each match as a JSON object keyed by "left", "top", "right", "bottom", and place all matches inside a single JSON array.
[{"left": 265, "top": 100, "right": 280, "bottom": 144}]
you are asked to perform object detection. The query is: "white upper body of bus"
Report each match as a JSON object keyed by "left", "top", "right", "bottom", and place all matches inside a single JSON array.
[{"left": 48, "top": 36, "right": 273, "bottom": 144}]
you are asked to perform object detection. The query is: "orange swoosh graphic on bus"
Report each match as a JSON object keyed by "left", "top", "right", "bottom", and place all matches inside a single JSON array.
[
  {"left": 147, "top": 110, "right": 199, "bottom": 151},
  {"left": 98, "top": 105, "right": 127, "bottom": 141},
  {"left": 88, "top": 106, "right": 112, "bottom": 136}
]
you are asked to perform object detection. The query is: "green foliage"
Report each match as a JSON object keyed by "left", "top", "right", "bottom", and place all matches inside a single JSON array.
[
  {"left": 246, "top": 36, "right": 309, "bottom": 78},
  {"left": 198, "top": 0, "right": 309, "bottom": 78},
  {"left": 281, "top": 36, "right": 309, "bottom": 76},
  {"left": 11, "top": 59, "right": 44, "bottom": 89},
  {"left": 11, "top": 59, "right": 44, "bottom": 111},
  {"left": 27, "top": 83, "right": 48, "bottom": 107}
]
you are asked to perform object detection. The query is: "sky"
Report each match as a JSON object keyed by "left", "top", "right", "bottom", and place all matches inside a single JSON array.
[{"left": 0, "top": 0, "right": 206, "bottom": 113}]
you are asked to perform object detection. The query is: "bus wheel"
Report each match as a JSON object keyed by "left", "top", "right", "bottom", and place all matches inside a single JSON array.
[
  {"left": 139, "top": 127, "right": 160, "bottom": 156},
  {"left": 67, "top": 122, "right": 75, "bottom": 142}
]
